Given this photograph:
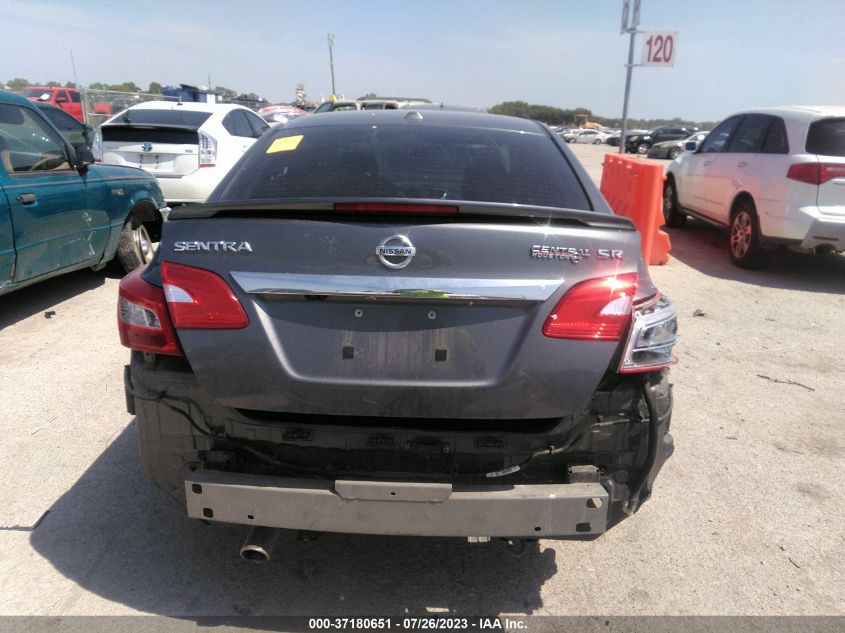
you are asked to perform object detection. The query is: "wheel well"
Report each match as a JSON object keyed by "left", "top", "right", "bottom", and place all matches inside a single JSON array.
[
  {"left": 730, "top": 193, "right": 755, "bottom": 221},
  {"left": 125, "top": 202, "right": 162, "bottom": 240}
]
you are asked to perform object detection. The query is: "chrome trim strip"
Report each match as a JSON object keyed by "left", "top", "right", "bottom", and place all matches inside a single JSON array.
[{"left": 231, "top": 272, "right": 562, "bottom": 302}]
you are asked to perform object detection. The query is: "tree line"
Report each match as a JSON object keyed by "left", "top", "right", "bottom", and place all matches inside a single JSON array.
[
  {"left": 2, "top": 77, "right": 260, "bottom": 101},
  {"left": 489, "top": 100, "right": 716, "bottom": 130}
]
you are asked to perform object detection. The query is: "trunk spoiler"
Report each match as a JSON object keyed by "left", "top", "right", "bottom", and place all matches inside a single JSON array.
[
  {"left": 100, "top": 123, "right": 202, "bottom": 133},
  {"left": 168, "top": 199, "right": 636, "bottom": 230}
]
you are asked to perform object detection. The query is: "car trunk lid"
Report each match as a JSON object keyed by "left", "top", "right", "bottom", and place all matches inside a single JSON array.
[
  {"left": 157, "top": 205, "right": 646, "bottom": 420},
  {"left": 101, "top": 124, "right": 200, "bottom": 176}
]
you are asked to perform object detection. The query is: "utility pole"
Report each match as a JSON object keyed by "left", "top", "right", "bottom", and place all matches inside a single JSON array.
[
  {"left": 327, "top": 33, "right": 336, "bottom": 97},
  {"left": 619, "top": 0, "right": 641, "bottom": 154},
  {"left": 619, "top": 29, "right": 637, "bottom": 154}
]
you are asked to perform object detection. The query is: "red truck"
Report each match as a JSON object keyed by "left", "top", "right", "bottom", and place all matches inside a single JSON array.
[{"left": 21, "top": 86, "right": 112, "bottom": 123}]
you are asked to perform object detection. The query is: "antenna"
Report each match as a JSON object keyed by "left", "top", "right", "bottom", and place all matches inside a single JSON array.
[
  {"left": 69, "top": 49, "right": 80, "bottom": 87},
  {"left": 327, "top": 33, "right": 336, "bottom": 96}
]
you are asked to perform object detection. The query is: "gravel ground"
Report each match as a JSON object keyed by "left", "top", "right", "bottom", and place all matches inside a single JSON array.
[{"left": 0, "top": 142, "right": 842, "bottom": 617}]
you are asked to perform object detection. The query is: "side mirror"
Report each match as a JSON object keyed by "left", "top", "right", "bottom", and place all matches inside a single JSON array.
[
  {"left": 55, "top": 96, "right": 68, "bottom": 104},
  {"left": 684, "top": 141, "right": 698, "bottom": 152},
  {"left": 75, "top": 145, "right": 96, "bottom": 171}
]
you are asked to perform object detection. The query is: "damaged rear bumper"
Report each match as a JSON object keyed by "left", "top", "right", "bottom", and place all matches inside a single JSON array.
[
  {"left": 186, "top": 470, "right": 609, "bottom": 538},
  {"left": 126, "top": 352, "right": 674, "bottom": 538}
]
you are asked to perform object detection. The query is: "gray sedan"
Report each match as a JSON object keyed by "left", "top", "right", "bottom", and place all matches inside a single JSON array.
[{"left": 647, "top": 131, "right": 708, "bottom": 160}]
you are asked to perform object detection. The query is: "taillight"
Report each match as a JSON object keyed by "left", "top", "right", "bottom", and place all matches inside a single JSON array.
[
  {"left": 619, "top": 294, "right": 678, "bottom": 373},
  {"left": 118, "top": 269, "right": 181, "bottom": 355},
  {"left": 542, "top": 273, "right": 638, "bottom": 340},
  {"left": 787, "top": 162, "right": 845, "bottom": 185},
  {"left": 198, "top": 132, "right": 216, "bottom": 168},
  {"left": 161, "top": 262, "right": 248, "bottom": 329},
  {"left": 334, "top": 203, "right": 459, "bottom": 215}
]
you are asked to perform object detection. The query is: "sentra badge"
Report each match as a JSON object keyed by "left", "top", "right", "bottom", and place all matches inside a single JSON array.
[{"left": 174, "top": 241, "right": 253, "bottom": 253}]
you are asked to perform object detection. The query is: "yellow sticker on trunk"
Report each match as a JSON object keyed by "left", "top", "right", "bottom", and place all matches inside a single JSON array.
[{"left": 266, "top": 135, "right": 304, "bottom": 153}]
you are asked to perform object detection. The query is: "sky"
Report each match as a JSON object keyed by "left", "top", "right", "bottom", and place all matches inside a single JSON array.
[{"left": 2, "top": 0, "right": 844, "bottom": 122}]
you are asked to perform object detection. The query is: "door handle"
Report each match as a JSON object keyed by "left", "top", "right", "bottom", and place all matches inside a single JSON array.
[
  {"left": 738, "top": 161, "right": 749, "bottom": 168},
  {"left": 16, "top": 193, "right": 37, "bottom": 204}
]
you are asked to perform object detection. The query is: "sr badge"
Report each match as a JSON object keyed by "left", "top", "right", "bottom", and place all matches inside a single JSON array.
[{"left": 531, "top": 245, "right": 623, "bottom": 263}]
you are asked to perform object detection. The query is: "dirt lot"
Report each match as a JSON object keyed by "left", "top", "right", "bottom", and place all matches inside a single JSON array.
[{"left": 0, "top": 143, "right": 843, "bottom": 616}]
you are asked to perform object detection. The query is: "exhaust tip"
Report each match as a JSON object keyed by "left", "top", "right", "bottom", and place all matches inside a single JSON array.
[
  {"left": 240, "top": 525, "right": 279, "bottom": 564},
  {"left": 240, "top": 544, "right": 271, "bottom": 563}
]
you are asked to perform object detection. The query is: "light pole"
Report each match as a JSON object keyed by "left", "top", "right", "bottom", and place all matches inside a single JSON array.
[
  {"left": 327, "top": 34, "right": 336, "bottom": 97},
  {"left": 619, "top": 0, "right": 641, "bottom": 154}
]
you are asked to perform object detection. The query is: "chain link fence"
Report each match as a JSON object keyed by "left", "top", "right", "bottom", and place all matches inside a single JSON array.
[{"left": 80, "top": 89, "right": 176, "bottom": 129}]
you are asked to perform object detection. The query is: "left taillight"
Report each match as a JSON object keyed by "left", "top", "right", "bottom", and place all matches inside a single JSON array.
[
  {"left": 161, "top": 262, "right": 248, "bottom": 329},
  {"left": 118, "top": 269, "right": 181, "bottom": 355}
]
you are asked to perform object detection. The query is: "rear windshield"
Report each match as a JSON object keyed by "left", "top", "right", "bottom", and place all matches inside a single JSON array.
[
  {"left": 806, "top": 118, "right": 845, "bottom": 157},
  {"left": 110, "top": 109, "right": 212, "bottom": 128},
  {"left": 214, "top": 124, "right": 591, "bottom": 210}
]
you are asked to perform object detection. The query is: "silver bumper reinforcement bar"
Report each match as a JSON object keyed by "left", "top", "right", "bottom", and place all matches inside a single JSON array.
[{"left": 185, "top": 471, "right": 609, "bottom": 538}]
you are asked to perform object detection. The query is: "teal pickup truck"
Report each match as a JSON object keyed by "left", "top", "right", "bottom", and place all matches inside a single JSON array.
[{"left": 0, "top": 91, "right": 164, "bottom": 297}]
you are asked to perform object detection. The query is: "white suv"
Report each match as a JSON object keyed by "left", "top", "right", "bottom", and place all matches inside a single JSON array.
[
  {"left": 100, "top": 101, "right": 270, "bottom": 204},
  {"left": 664, "top": 106, "right": 845, "bottom": 268}
]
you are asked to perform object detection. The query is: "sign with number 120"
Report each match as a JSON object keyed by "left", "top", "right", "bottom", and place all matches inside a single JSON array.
[{"left": 641, "top": 31, "right": 677, "bottom": 66}]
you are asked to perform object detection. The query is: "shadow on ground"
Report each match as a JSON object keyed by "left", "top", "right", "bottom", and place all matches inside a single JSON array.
[
  {"left": 666, "top": 219, "right": 845, "bottom": 294},
  {"left": 0, "top": 263, "right": 123, "bottom": 330},
  {"left": 30, "top": 423, "right": 557, "bottom": 616}
]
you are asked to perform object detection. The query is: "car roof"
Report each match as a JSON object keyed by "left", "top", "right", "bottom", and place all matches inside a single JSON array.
[
  {"left": 0, "top": 90, "right": 36, "bottom": 106},
  {"left": 729, "top": 106, "right": 845, "bottom": 121},
  {"left": 286, "top": 109, "right": 546, "bottom": 133},
  {"left": 118, "top": 100, "right": 251, "bottom": 114}
]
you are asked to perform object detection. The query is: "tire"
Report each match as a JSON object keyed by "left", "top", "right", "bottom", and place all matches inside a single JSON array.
[
  {"left": 117, "top": 216, "right": 156, "bottom": 272},
  {"left": 566, "top": 138, "right": 575, "bottom": 143},
  {"left": 662, "top": 179, "right": 687, "bottom": 228},
  {"left": 667, "top": 147, "right": 681, "bottom": 160},
  {"left": 636, "top": 142, "right": 650, "bottom": 155},
  {"left": 594, "top": 139, "right": 602, "bottom": 145},
  {"left": 729, "top": 200, "right": 766, "bottom": 269}
]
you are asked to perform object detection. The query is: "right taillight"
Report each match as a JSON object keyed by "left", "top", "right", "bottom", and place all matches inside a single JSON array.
[
  {"left": 198, "top": 131, "right": 216, "bottom": 168},
  {"left": 619, "top": 294, "right": 678, "bottom": 373},
  {"left": 118, "top": 269, "right": 181, "bottom": 356},
  {"left": 161, "top": 262, "right": 248, "bottom": 329},
  {"left": 787, "top": 162, "right": 845, "bottom": 185}
]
